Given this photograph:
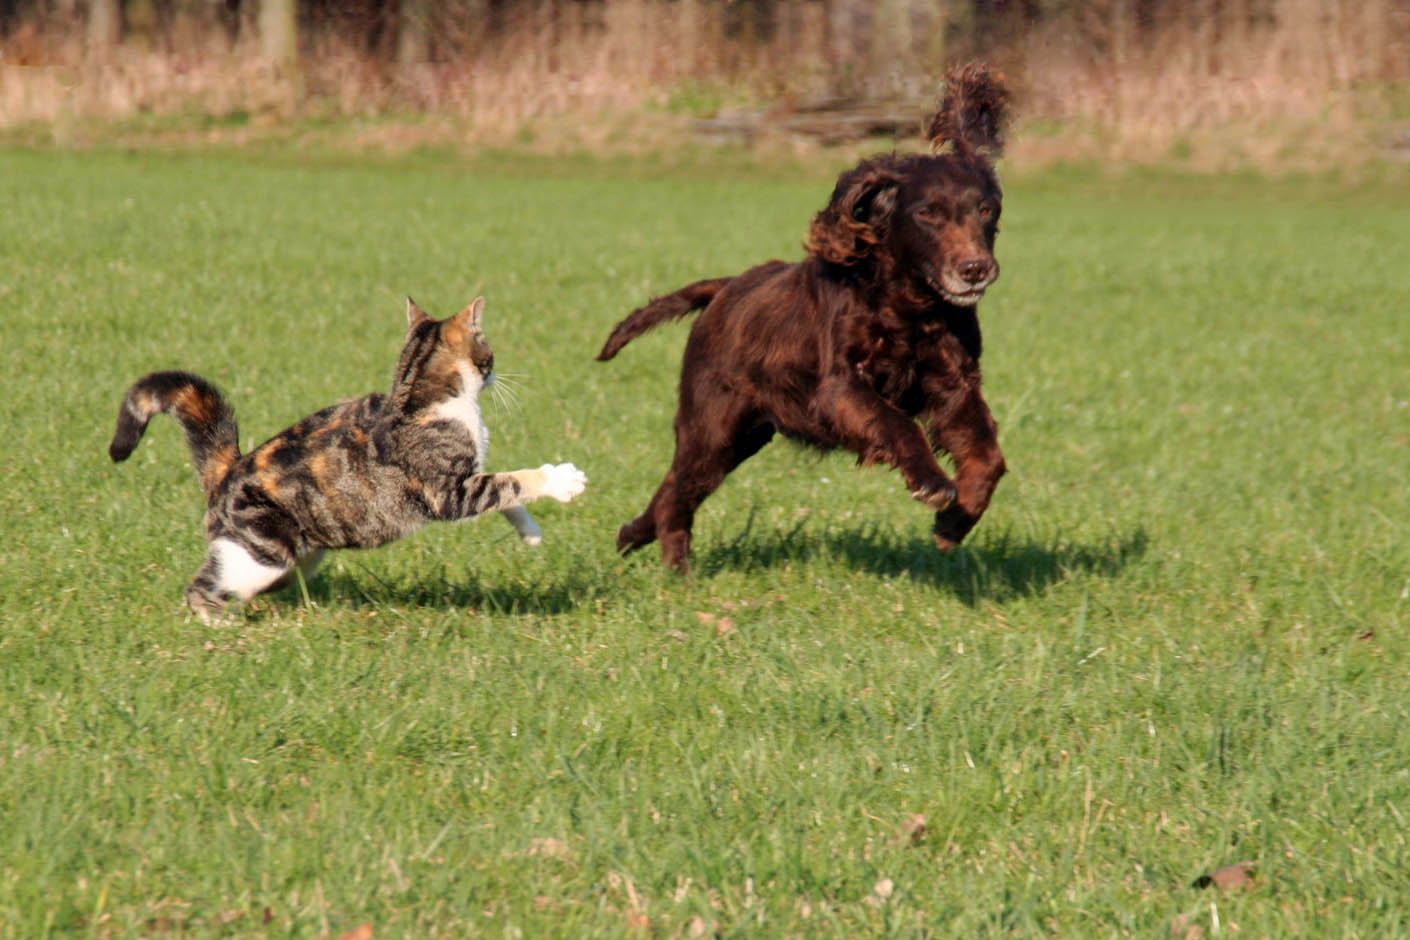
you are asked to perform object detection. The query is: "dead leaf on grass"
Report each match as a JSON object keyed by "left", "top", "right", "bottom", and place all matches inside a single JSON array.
[
  {"left": 694, "top": 612, "right": 736, "bottom": 637},
  {"left": 528, "top": 836, "right": 573, "bottom": 861},
  {"left": 1169, "top": 912, "right": 1205, "bottom": 939},
  {"left": 865, "top": 876, "right": 895, "bottom": 907},
  {"left": 892, "top": 813, "right": 927, "bottom": 846},
  {"left": 336, "top": 924, "right": 373, "bottom": 940},
  {"left": 1192, "top": 860, "right": 1254, "bottom": 890}
]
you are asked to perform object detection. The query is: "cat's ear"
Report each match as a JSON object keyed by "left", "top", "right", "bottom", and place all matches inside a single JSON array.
[
  {"left": 406, "top": 296, "right": 431, "bottom": 331},
  {"left": 455, "top": 296, "right": 486, "bottom": 332}
]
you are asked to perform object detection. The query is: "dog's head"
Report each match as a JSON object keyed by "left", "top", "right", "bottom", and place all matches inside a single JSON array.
[{"left": 807, "top": 63, "right": 1009, "bottom": 309}]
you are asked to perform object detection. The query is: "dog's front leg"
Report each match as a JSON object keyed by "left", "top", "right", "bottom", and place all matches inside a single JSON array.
[
  {"left": 925, "top": 383, "right": 1005, "bottom": 549},
  {"left": 814, "top": 375, "right": 957, "bottom": 510}
]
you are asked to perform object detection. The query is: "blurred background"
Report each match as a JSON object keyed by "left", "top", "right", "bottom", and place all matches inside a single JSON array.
[{"left": 2, "top": 0, "right": 1408, "bottom": 169}]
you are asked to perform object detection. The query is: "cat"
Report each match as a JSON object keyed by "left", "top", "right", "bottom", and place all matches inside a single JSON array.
[{"left": 108, "top": 296, "right": 588, "bottom": 622}]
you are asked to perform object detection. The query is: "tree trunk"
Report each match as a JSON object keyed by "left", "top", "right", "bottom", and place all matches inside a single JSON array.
[
  {"left": 87, "top": 0, "right": 123, "bottom": 50},
  {"left": 260, "top": 0, "right": 297, "bottom": 69},
  {"left": 218, "top": 0, "right": 243, "bottom": 46},
  {"left": 398, "top": 0, "right": 432, "bottom": 64}
]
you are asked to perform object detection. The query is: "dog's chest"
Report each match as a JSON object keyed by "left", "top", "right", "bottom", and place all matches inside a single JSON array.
[{"left": 855, "top": 321, "right": 977, "bottom": 408}]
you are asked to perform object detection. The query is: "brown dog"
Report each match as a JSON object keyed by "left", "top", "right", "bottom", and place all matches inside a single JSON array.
[{"left": 598, "top": 64, "right": 1010, "bottom": 573}]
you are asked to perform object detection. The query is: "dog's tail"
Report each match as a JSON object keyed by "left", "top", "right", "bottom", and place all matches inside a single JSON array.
[
  {"left": 926, "top": 61, "right": 1009, "bottom": 158},
  {"left": 109, "top": 370, "right": 241, "bottom": 506},
  {"left": 596, "top": 277, "right": 731, "bottom": 361}
]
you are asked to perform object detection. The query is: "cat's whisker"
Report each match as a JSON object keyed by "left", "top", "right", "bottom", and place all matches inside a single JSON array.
[
  {"left": 489, "top": 381, "right": 522, "bottom": 415},
  {"left": 490, "top": 373, "right": 524, "bottom": 399},
  {"left": 492, "top": 373, "right": 526, "bottom": 394}
]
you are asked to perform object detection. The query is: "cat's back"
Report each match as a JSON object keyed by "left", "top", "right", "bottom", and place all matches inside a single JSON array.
[
  {"left": 206, "top": 390, "right": 435, "bottom": 548},
  {"left": 238, "top": 393, "right": 384, "bottom": 468},
  {"left": 214, "top": 392, "right": 390, "bottom": 509}
]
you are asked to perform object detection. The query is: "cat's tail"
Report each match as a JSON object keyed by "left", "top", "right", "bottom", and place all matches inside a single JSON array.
[
  {"left": 109, "top": 370, "right": 241, "bottom": 505},
  {"left": 596, "top": 277, "right": 731, "bottom": 361}
]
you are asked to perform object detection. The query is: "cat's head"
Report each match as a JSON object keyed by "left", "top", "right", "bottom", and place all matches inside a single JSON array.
[{"left": 393, "top": 296, "right": 496, "bottom": 410}]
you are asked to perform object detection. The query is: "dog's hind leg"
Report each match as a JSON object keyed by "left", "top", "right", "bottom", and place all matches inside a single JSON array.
[
  {"left": 616, "top": 507, "right": 658, "bottom": 556},
  {"left": 619, "top": 398, "right": 773, "bottom": 573}
]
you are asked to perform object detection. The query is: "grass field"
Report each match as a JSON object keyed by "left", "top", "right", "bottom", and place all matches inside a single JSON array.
[{"left": 1, "top": 147, "right": 1408, "bottom": 938}]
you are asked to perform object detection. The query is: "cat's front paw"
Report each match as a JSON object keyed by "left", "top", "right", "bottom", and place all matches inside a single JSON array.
[{"left": 539, "top": 463, "right": 588, "bottom": 503}]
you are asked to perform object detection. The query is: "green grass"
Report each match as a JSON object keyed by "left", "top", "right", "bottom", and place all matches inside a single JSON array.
[{"left": 2, "top": 147, "right": 1409, "bottom": 938}]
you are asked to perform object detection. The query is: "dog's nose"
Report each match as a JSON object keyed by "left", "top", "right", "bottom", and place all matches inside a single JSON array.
[{"left": 958, "top": 259, "right": 992, "bottom": 284}]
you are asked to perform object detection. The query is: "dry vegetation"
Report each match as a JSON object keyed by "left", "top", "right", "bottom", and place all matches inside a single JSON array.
[{"left": 2, "top": 0, "right": 1409, "bottom": 169}]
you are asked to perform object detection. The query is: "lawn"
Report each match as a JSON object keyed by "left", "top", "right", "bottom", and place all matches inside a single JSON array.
[{"left": 1, "top": 147, "right": 1407, "bottom": 938}]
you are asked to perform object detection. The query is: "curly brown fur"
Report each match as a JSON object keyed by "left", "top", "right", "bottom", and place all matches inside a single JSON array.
[
  {"left": 926, "top": 61, "right": 1009, "bottom": 157},
  {"left": 598, "top": 65, "right": 1012, "bottom": 574}
]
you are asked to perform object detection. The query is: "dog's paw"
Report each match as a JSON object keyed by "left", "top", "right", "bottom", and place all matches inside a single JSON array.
[
  {"left": 910, "top": 480, "right": 957, "bottom": 511},
  {"left": 539, "top": 463, "right": 588, "bottom": 503},
  {"left": 933, "top": 504, "right": 975, "bottom": 550}
]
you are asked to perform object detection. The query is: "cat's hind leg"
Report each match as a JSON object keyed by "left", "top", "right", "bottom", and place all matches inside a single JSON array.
[
  {"left": 295, "top": 549, "right": 326, "bottom": 582},
  {"left": 269, "top": 549, "right": 327, "bottom": 592},
  {"left": 500, "top": 506, "right": 543, "bottom": 546},
  {"left": 185, "top": 537, "right": 294, "bottom": 623}
]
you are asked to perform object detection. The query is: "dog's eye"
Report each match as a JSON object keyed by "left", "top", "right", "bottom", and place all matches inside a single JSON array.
[{"left": 978, "top": 203, "right": 997, "bottom": 221}]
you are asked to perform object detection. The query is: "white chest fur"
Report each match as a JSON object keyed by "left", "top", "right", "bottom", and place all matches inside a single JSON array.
[{"left": 431, "top": 363, "right": 491, "bottom": 465}]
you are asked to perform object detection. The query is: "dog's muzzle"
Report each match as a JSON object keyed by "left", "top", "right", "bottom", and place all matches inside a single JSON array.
[{"left": 928, "top": 258, "right": 997, "bottom": 307}]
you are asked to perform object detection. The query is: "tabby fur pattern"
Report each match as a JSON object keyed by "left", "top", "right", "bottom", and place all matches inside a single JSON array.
[{"left": 109, "top": 297, "right": 587, "bottom": 622}]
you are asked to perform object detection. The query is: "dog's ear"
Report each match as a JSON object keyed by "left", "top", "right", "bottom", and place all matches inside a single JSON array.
[
  {"left": 927, "top": 61, "right": 1009, "bottom": 158},
  {"left": 806, "top": 162, "right": 902, "bottom": 266}
]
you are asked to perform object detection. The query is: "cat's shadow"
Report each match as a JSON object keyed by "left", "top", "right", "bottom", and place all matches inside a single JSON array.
[
  {"left": 297, "top": 568, "right": 601, "bottom": 617},
  {"left": 695, "top": 515, "right": 1150, "bottom": 605}
]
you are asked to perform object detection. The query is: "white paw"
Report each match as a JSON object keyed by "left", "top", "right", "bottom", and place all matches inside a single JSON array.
[{"left": 539, "top": 462, "right": 588, "bottom": 503}]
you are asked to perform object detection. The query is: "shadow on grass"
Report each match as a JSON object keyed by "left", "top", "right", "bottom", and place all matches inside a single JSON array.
[
  {"left": 251, "top": 520, "right": 1146, "bottom": 616},
  {"left": 695, "top": 514, "right": 1150, "bottom": 604},
  {"left": 286, "top": 567, "right": 604, "bottom": 617}
]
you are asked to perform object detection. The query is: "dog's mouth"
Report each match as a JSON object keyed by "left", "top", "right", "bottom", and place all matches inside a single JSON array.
[{"left": 926, "top": 276, "right": 988, "bottom": 307}]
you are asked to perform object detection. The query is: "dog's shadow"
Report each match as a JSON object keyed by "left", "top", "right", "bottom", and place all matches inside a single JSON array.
[
  {"left": 266, "top": 522, "right": 1145, "bottom": 616},
  {"left": 696, "top": 515, "right": 1149, "bottom": 604}
]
